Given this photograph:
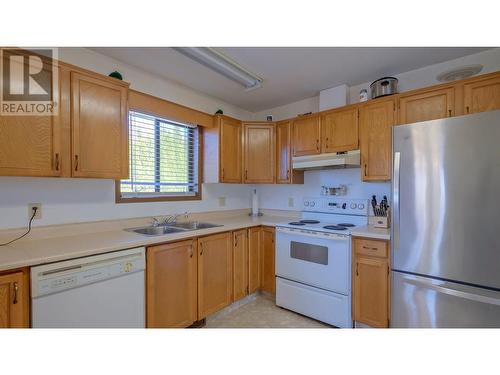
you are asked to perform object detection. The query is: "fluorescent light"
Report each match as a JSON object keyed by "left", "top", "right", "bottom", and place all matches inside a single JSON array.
[{"left": 173, "top": 47, "right": 263, "bottom": 91}]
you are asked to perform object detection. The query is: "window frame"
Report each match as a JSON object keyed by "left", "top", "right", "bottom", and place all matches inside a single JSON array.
[{"left": 115, "top": 110, "right": 203, "bottom": 204}]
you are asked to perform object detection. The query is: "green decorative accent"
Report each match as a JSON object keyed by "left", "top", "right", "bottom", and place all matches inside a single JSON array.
[
  {"left": 108, "top": 71, "right": 123, "bottom": 80},
  {"left": 215, "top": 109, "right": 223, "bottom": 115}
]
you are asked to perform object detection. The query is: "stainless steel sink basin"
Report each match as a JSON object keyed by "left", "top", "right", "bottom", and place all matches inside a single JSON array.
[
  {"left": 169, "top": 221, "right": 223, "bottom": 230},
  {"left": 124, "top": 221, "right": 223, "bottom": 236},
  {"left": 125, "top": 226, "right": 187, "bottom": 236}
]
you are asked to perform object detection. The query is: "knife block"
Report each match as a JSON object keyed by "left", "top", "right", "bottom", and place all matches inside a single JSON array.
[{"left": 373, "top": 211, "right": 390, "bottom": 229}]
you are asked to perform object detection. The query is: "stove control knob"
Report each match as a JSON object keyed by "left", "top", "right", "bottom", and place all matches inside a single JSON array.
[
  {"left": 342, "top": 203, "right": 347, "bottom": 209},
  {"left": 350, "top": 203, "right": 357, "bottom": 209},
  {"left": 304, "top": 201, "right": 310, "bottom": 206},
  {"left": 358, "top": 203, "right": 365, "bottom": 209},
  {"left": 310, "top": 201, "right": 315, "bottom": 207}
]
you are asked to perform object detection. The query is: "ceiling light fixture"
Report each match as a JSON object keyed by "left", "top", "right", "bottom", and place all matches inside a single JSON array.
[
  {"left": 436, "top": 64, "right": 483, "bottom": 82},
  {"left": 173, "top": 47, "right": 263, "bottom": 91}
]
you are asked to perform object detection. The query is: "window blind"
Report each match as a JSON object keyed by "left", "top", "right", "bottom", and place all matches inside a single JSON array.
[{"left": 120, "top": 110, "right": 199, "bottom": 198}]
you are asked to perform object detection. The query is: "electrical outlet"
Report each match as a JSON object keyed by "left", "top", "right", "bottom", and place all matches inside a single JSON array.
[
  {"left": 288, "top": 197, "right": 294, "bottom": 207},
  {"left": 28, "top": 203, "right": 42, "bottom": 219},
  {"left": 218, "top": 197, "right": 226, "bottom": 207}
]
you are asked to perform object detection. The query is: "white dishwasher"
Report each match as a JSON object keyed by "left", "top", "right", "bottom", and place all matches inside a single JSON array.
[{"left": 31, "top": 247, "right": 145, "bottom": 328}]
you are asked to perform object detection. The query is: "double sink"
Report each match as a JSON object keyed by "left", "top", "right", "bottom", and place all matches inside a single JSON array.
[{"left": 125, "top": 221, "right": 223, "bottom": 236}]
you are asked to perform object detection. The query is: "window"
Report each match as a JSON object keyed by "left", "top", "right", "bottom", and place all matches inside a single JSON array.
[{"left": 117, "top": 110, "right": 201, "bottom": 202}]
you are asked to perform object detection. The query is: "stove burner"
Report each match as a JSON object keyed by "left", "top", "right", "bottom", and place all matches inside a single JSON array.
[
  {"left": 299, "top": 220, "right": 320, "bottom": 224},
  {"left": 323, "top": 225, "right": 348, "bottom": 231},
  {"left": 337, "top": 223, "right": 355, "bottom": 227},
  {"left": 289, "top": 222, "right": 306, "bottom": 226}
]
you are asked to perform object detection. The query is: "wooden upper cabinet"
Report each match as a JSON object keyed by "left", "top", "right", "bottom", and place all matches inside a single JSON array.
[
  {"left": 218, "top": 115, "right": 242, "bottom": 183},
  {"left": 353, "top": 256, "right": 389, "bottom": 328},
  {"left": 248, "top": 227, "right": 261, "bottom": 294},
  {"left": 197, "top": 232, "right": 233, "bottom": 319},
  {"left": 398, "top": 86, "right": 455, "bottom": 125},
  {"left": 146, "top": 240, "right": 198, "bottom": 328},
  {"left": 292, "top": 114, "right": 321, "bottom": 156},
  {"left": 359, "top": 98, "right": 395, "bottom": 181},
  {"left": 260, "top": 226, "right": 276, "bottom": 295},
  {"left": 276, "top": 120, "right": 304, "bottom": 184},
  {"left": 243, "top": 122, "right": 275, "bottom": 183},
  {"left": 71, "top": 71, "right": 129, "bottom": 179},
  {"left": 0, "top": 52, "right": 61, "bottom": 177},
  {"left": 232, "top": 229, "right": 249, "bottom": 301},
  {"left": 463, "top": 73, "right": 500, "bottom": 114},
  {"left": 321, "top": 106, "right": 359, "bottom": 153},
  {"left": 0, "top": 269, "right": 29, "bottom": 328}
]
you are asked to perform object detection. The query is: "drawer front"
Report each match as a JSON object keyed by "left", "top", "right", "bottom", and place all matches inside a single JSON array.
[{"left": 354, "top": 238, "right": 388, "bottom": 258}]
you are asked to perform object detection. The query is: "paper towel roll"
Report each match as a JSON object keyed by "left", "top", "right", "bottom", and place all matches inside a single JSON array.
[{"left": 251, "top": 189, "right": 259, "bottom": 216}]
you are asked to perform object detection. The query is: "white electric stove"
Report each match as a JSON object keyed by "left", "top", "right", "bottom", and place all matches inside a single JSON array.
[{"left": 275, "top": 197, "right": 369, "bottom": 328}]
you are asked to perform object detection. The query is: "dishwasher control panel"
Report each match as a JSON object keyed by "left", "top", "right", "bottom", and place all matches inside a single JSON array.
[{"left": 31, "top": 247, "right": 145, "bottom": 298}]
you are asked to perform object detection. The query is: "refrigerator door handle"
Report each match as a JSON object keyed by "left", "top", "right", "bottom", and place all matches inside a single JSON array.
[
  {"left": 404, "top": 274, "right": 500, "bottom": 306},
  {"left": 392, "top": 151, "right": 401, "bottom": 254}
]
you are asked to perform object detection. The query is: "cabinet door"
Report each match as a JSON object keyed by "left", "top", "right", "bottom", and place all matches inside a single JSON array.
[
  {"left": 276, "top": 120, "right": 304, "bottom": 184},
  {"left": 353, "top": 256, "right": 389, "bottom": 328},
  {"left": 399, "top": 87, "right": 454, "bottom": 125},
  {"left": 248, "top": 227, "right": 261, "bottom": 294},
  {"left": 71, "top": 71, "right": 128, "bottom": 178},
  {"left": 463, "top": 74, "right": 500, "bottom": 114},
  {"left": 232, "top": 229, "right": 248, "bottom": 301},
  {"left": 260, "top": 226, "right": 276, "bottom": 295},
  {"left": 243, "top": 123, "right": 275, "bottom": 183},
  {"left": 292, "top": 115, "right": 321, "bottom": 156},
  {"left": 198, "top": 232, "right": 233, "bottom": 319},
  {"left": 146, "top": 240, "right": 197, "bottom": 328},
  {"left": 0, "top": 271, "right": 28, "bottom": 328},
  {"left": 321, "top": 107, "right": 358, "bottom": 153},
  {"left": 220, "top": 116, "right": 242, "bottom": 183},
  {"left": 359, "top": 99, "right": 395, "bottom": 181},
  {"left": 0, "top": 52, "right": 61, "bottom": 177}
]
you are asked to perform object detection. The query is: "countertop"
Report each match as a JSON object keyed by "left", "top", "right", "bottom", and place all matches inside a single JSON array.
[
  {"left": 0, "top": 211, "right": 390, "bottom": 272},
  {"left": 351, "top": 225, "right": 391, "bottom": 241}
]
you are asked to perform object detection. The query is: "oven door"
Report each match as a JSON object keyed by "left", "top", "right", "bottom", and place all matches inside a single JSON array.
[{"left": 275, "top": 227, "right": 351, "bottom": 295}]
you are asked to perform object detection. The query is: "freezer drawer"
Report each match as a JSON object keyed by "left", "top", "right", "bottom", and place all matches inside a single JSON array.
[
  {"left": 391, "top": 271, "right": 500, "bottom": 328},
  {"left": 276, "top": 277, "right": 352, "bottom": 328}
]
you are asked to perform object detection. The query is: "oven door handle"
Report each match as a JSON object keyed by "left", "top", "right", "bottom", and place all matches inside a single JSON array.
[{"left": 276, "top": 227, "right": 350, "bottom": 240}]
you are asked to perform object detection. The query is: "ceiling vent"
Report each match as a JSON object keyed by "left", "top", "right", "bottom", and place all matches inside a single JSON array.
[{"left": 436, "top": 64, "right": 483, "bottom": 82}]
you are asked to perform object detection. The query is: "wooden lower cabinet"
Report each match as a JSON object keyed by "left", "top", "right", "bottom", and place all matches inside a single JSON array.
[
  {"left": 197, "top": 232, "right": 233, "bottom": 319},
  {"left": 352, "top": 237, "right": 390, "bottom": 328},
  {"left": 0, "top": 268, "right": 29, "bottom": 328},
  {"left": 260, "top": 226, "right": 276, "bottom": 295},
  {"left": 146, "top": 240, "right": 198, "bottom": 328},
  {"left": 232, "top": 229, "right": 249, "bottom": 301},
  {"left": 248, "top": 227, "right": 261, "bottom": 293}
]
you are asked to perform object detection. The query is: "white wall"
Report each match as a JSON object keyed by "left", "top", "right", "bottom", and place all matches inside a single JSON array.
[
  {"left": 254, "top": 169, "right": 390, "bottom": 213},
  {"left": 253, "top": 48, "right": 500, "bottom": 121},
  {"left": 0, "top": 178, "right": 252, "bottom": 229}
]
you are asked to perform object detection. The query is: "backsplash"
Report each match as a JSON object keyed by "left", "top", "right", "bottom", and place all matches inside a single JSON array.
[{"left": 253, "top": 168, "right": 391, "bottom": 213}]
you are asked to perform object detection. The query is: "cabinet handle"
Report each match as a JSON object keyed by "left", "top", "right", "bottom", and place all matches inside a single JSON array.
[
  {"left": 189, "top": 246, "right": 193, "bottom": 258},
  {"left": 200, "top": 243, "right": 204, "bottom": 255},
  {"left": 325, "top": 137, "right": 329, "bottom": 149},
  {"left": 74, "top": 155, "right": 79, "bottom": 171},
  {"left": 364, "top": 164, "right": 368, "bottom": 176},
  {"left": 286, "top": 169, "right": 290, "bottom": 180},
  {"left": 221, "top": 168, "right": 224, "bottom": 180},
  {"left": 234, "top": 237, "right": 238, "bottom": 247},
  {"left": 12, "top": 282, "right": 18, "bottom": 305},
  {"left": 245, "top": 170, "right": 248, "bottom": 180},
  {"left": 356, "top": 262, "right": 359, "bottom": 277},
  {"left": 316, "top": 139, "right": 319, "bottom": 150},
  {"left": 448, "top": 109, "right": 452, "bottom": 117},
  {"left": 54, "top": 153, "right": 59, "bottom": 171},
  {"left": 466, "top": 106, "right": 470, "bottom": 114}
]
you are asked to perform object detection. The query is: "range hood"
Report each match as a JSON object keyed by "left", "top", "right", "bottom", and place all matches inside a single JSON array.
[{"left": 292, "top": 150, "right": 360, "bottom": 170}]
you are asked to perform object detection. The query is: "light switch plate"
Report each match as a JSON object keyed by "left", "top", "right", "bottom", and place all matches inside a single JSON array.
[
  {"left": 218, "top": 197, "right": 226, "bottom": 207},
  {"left": 28, "top": 203, "right": 42, "bottom": 219}
]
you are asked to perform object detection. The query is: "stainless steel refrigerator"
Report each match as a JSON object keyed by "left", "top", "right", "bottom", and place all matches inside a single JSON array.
[{"left": 391, "top": 110, "right": 500, "bottom": 328}]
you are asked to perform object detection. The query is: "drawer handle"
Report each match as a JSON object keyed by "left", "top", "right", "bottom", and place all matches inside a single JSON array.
[
  {"left": 13, "top": 282, "right": 18, "bottom": 305},
  {"left": 362, "top": 246, "right": 379, "bottom": 251}
]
